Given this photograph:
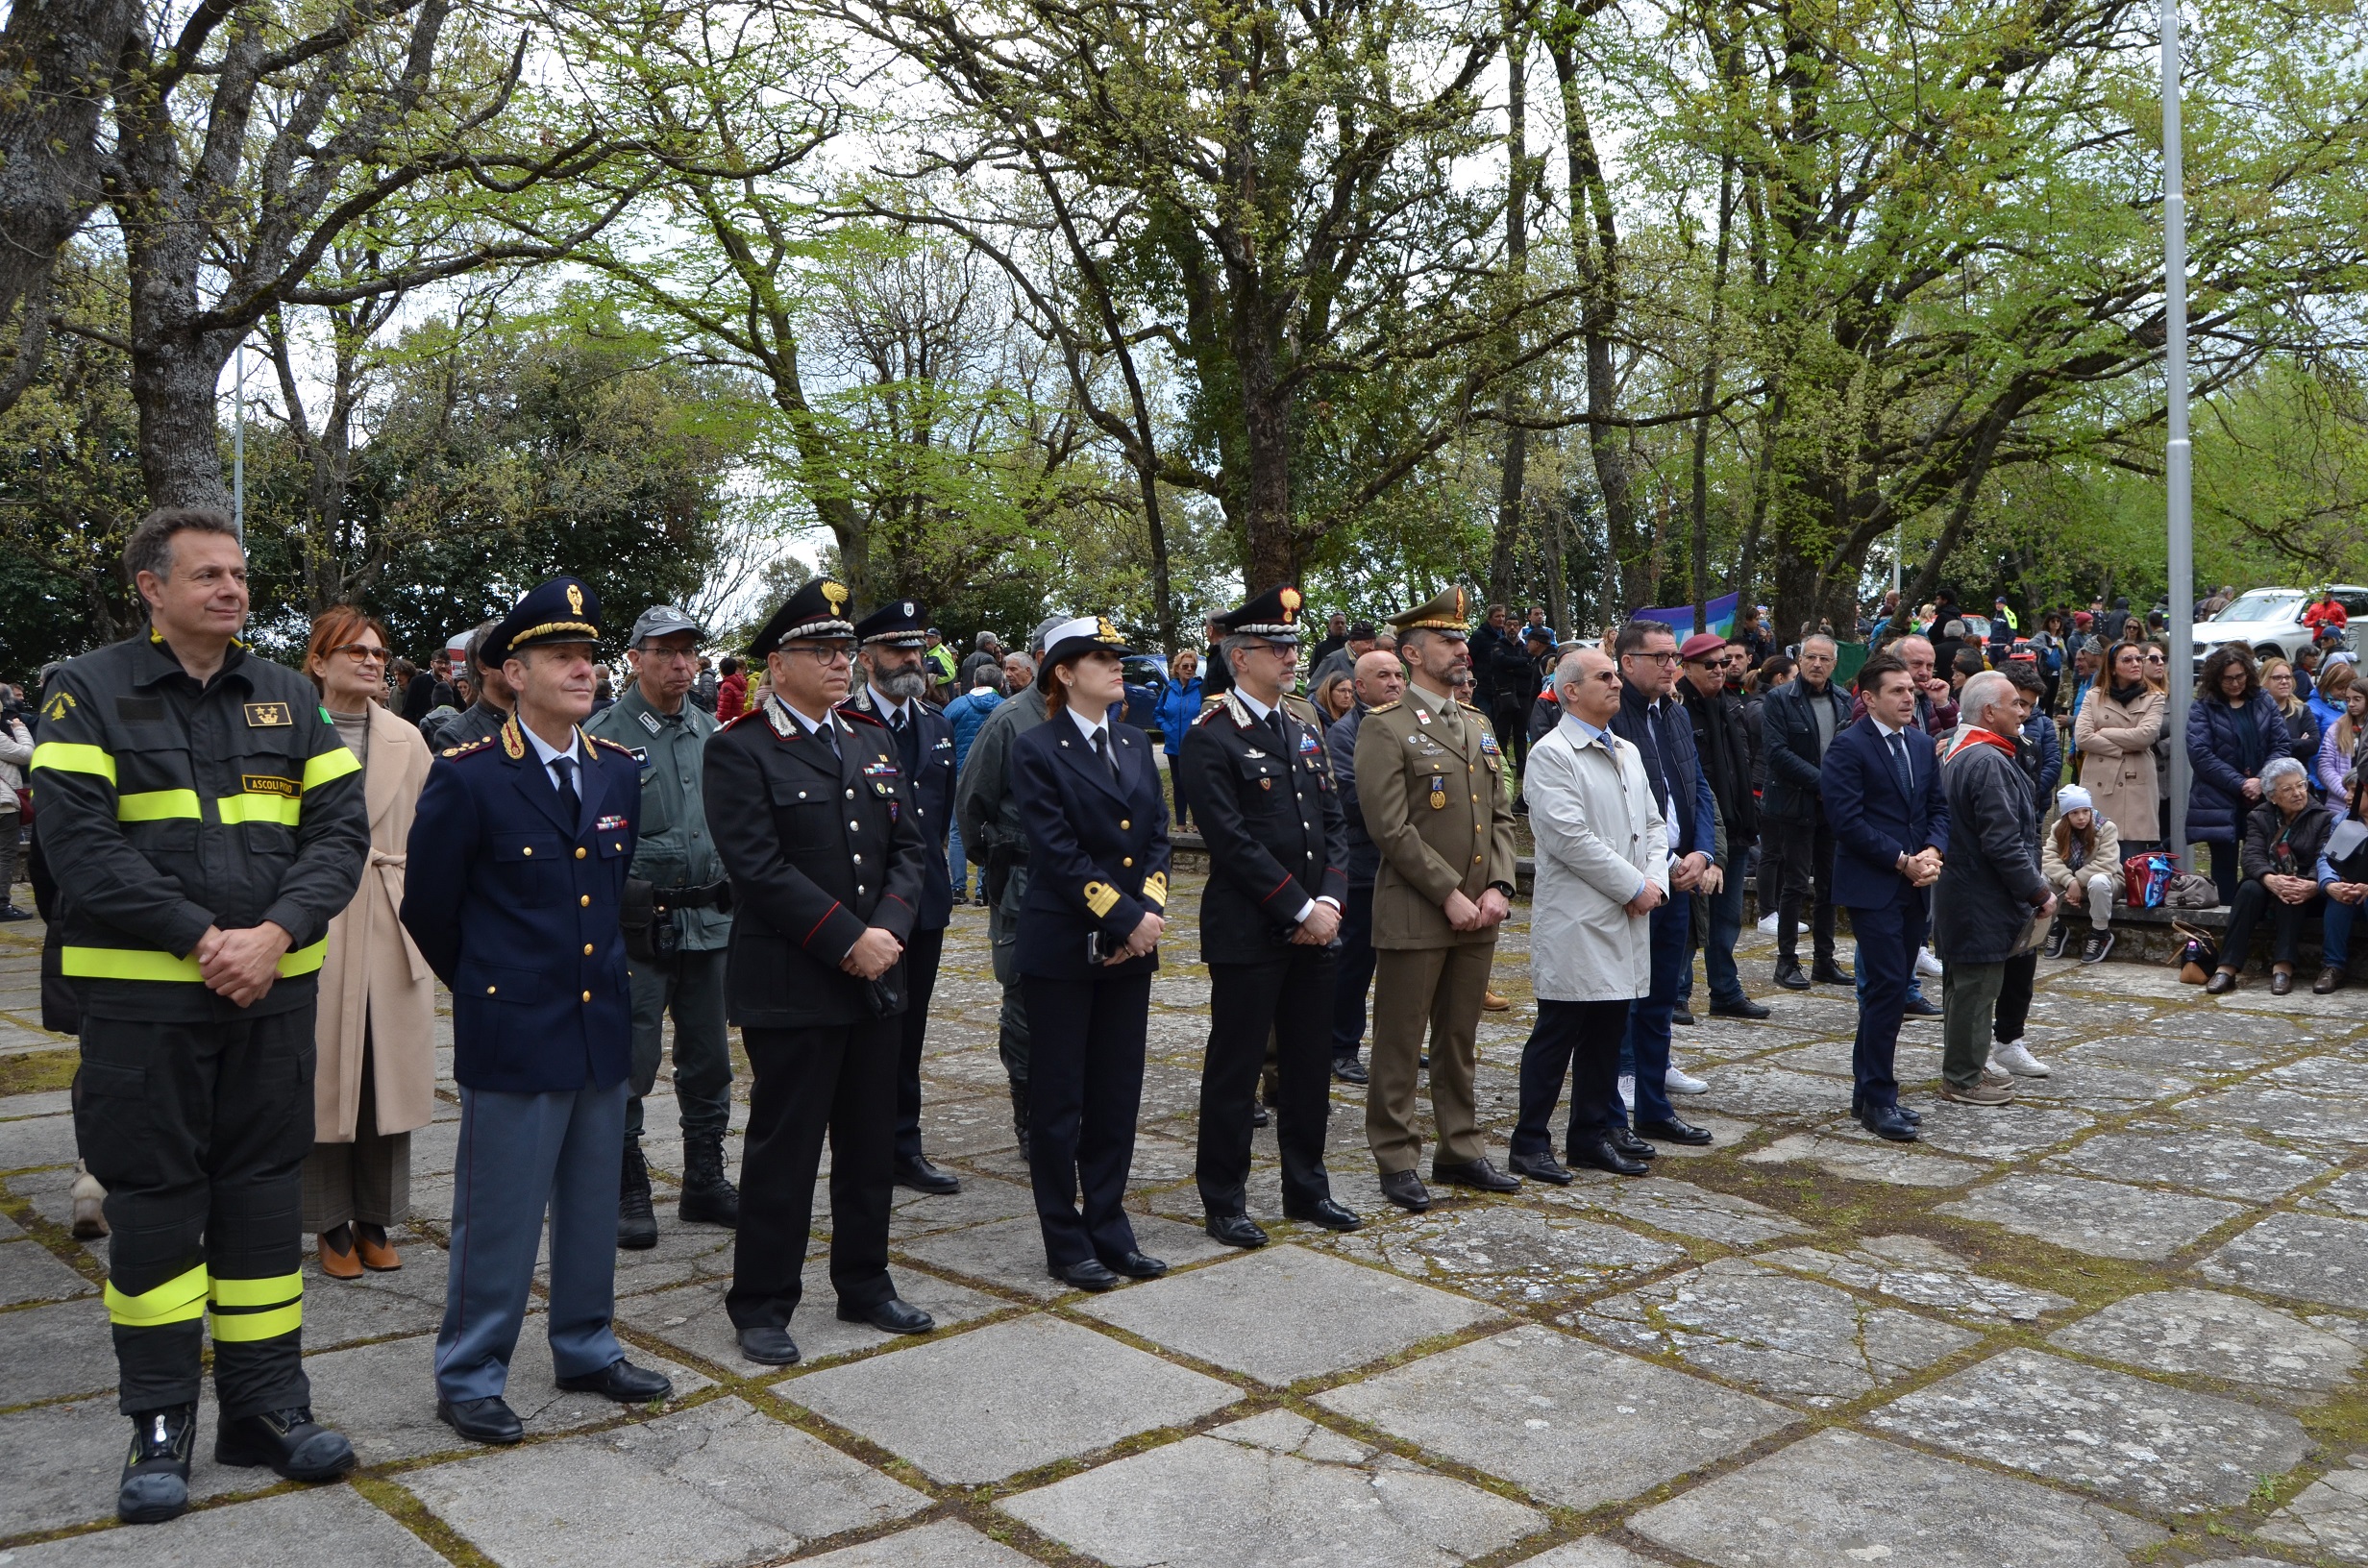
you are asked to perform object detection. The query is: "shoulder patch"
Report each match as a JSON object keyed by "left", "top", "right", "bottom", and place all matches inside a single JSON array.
[
  {"left": 442, "top": 736, "right": 496, "bottom": 760},
  {"left": 840, "top": 706, "right": 887, "bottom": 729},
  {"left": 1368, "top": 699, "right": 1402, "bottom": 715},
  {"left": 589, "top": 735, "right": 637, "bottom": 757},
  {"left": 1193, "top": 706, "right": 1227, "bottom": 726}
]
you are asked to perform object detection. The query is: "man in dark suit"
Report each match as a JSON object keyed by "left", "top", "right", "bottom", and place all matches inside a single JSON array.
[
  {"left": 1820, "top": 651, "right": 1951, "bottom": 1142},
  {"left": 1326, "top": 649, "right": 1404, "bottom": 1083},
  {"left": 401, "top": 577, "right": 674, "bottom": 1445},
  {"left": 1180, "top": 586, "right": 1362, "bottom": 1247},
  {"left": 1760, "top": 632, "right": 1854, "bottom": 990},
  {"left": 845, "top": 600, "right": 962, "bottom": 1196},
  {"left": 704, "top": 578, "right": 935, "bottom": 1366}
]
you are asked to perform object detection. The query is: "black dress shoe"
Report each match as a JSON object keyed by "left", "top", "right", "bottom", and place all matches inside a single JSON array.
[
  {"left": 1103, "top": 1251, "right": 1170, "bottom": 1278},
  {"left": 1902, "top": 995, "right": 1943, "bottom": 1017},
  {"left": 1205, "top": 1212, "right": 1270, "bottom": 1249},
  {"left": 2271, "top": 969, "right": 2295, "bottom": 996},
  {"left": 838, "top": 1297, "right": 935, "bottom": 1335},
  {"left": 1773, "top": 962, "right": 1812, "bottom": 991},
  {"left": 1607, "top": 1126, "right": 1660, "bottom": 1160},
  {"left": 1671, "top": 1005, "right": 1697, "bottom": 1026},
  {"left": 736, "top": 1326, "right": 801, "bottom": 1365},
  {"left": 437, "top": 1395, "right": 525, "bottom": 1444},
  {"left": 1250, "top": 1103, "right": 1271, "bottom": 1128},
  {"left": 2205, "top": 969, "right": 2236, "bottom": 994},
  {"left": 1567, "top": 1137, "right": 1649, "bottom": 1176},
  {"left": 1053, "top": 1258, "right": 1122, "bottom": 1291},
  {"left": 1507, "top": 1151, "right": 1574, "bottom": 1186},
  {"left": 1282, "top": 1197, "right": 1364, "bottom": 1231},
  {"left": 556, "top": 1357, "right": 674, "bottom": 1403},
  {"left": 894, "top": 1157, "right": 962, "bottom": 1194},
  {"left": 1378, "top": 1170, "right": 1432, "bottom": 1211},
  {"left": 1432, "top": 1157, "right": 1521, "bottom": 1191},
  {"left": 1852, "top": 1098, "right": 1922, "bottom": 1124},
  {"left": 118, "top": 1406, "right": 195, "bottom": 1524},
  {"left": 214, "top": 1407, "right": 356, "bottom": 1480},
  {"left": 1634, "top": 1115, "right": 1714, "bottom": 1146},
  {"left": 1710, "top": 997, "right": 1773, "bottom": 1019},
  {"left": 1332, "top": 1056, "right": 1369, "bottom": 1085},
  {"left": 1859, "top": 1105, "right": 1920, "bottom": 1142},
  {"left": 1811, "top": 961, "right": 1855, "bottom": 985}
]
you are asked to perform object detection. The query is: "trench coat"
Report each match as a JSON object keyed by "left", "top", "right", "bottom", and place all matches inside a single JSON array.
[
  {"left": 2073, "top": 684, "right": 2165, "bottom": 847},
  {"left": 313, "top": 702, "right": 437, "bottom": 1141},
  {"left": 1523, "top": 713, "right": 1667, "bottom": 1001}
]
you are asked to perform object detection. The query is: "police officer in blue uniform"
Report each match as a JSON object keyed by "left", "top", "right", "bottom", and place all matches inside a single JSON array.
[
  {"left": 400, "top": 577, "right": 674, "bottom": 1444},
  {"left": 843, "top": 600, "right": 962, "bottom": 1195},
  {"left": 1010, "top": 615, "right": 1174, "bottom": 1291},
  {"left": 706, "top": 578, "right": 937, "bottom": 1366},
  {"left": 1180, "top": 586, "right": 1363, "bottom": 1246}
]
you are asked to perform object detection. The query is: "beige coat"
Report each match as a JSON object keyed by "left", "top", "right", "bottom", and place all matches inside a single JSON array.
[
  {"left": 313, "top": 703, "right": 436, "bottom": 1141},
  {"left": 2074, "top": 686, "right": 2165, "bottom": 847},
  {"left": 1524, "top": 714, "right": 1667, "bottom": 1001},
  {"left": 2040, "top": 812, "right": 2123, "bottom": 894}
]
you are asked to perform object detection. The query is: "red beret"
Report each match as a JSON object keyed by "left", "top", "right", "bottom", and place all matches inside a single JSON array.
[{"left": 1679, "top": 631, "right": 1728, "bottom": 662}]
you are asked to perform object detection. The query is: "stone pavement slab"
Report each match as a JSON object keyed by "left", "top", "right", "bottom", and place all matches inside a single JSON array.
[
  {"left": 1315, "top": 1323, "right": 1795, "bottom": 1509},
  {"left": 795, "top": 1520, "right": 1042, "bottom": 1567},
  {"left": 615, "top": 1270, "right": 1005, "bottom": 1377},
  {"left": 1868, "top": 1346, "right": 2310, "bottom": 1512},
  {"left": 2046, "top": 1127, "right": 2331, "bottom": 1201},
  {"left": 1690, "top": 1065, "right": 1857, "bottom": 1120},
  {"left": 2060, "top": 1034, "right": 2278, "bottom": 1076},
  {"left": 2, "top": 1393, "right": 345, "bottom": 1536},
  {"left": 1758, "top": 1234, "right": 2075, "bottom": 1321},
  {"left": 786, "top": 1313, "right": 1242, "bottom": 1484},
  {"left": 1740, "top": 1131, "right": 1987, "bottom": 1187},
  {"left": 1629, "top": 1427, "right": 2162, "bottom": 1567},
  {"left": 2306, "top": 1170, "right": 2368, "bottom": 1217},
  {"left": 1573, "top": 1256, "right": 1979, "bottom": 1407},
  {"left": 2181, "top": 1084, "right": 2368, "bottom": 1147},
  {"left": 0, "top": 1482, "right": 447, "bottom": 1567},
  {"left": 2260, "top": 1453, "right": 2368, "bottom": 1559},
  {"left": 1078, "top": 1245, "right": 1495, "bottom": 1385},
  {"left": 1833, "top": 1102, "right": 2096, "bottom": 1161},
  {"left": 2047, "top": 1287, "right": 2362, "bottom": 1393},
  {"left": 0, "top": 1237, "right": 96, "bottom": 1305},
  {"left": 1545, "top": 1175, "right": 1809, "bottom": 1244},
  {"left": 1330, "top": 1204, "right": 1686, "bottom": 1308},
  {"left": 0, "top": 1297, "right": 119, "bottom": 1405},
  {"left": 299, "top": 1243, "right": 451, "bottom": 1348},
  {"left": 1937, "top": 1172, "right": 2247, "bottom": 1260},
  {"left": 998, "top": 1409, "right": 1544, "bottom": 1568},
  {"left": 0, "top": 1112, "right": 78, "bottom": 1171},
  {"left": 2264, "top": 1054, "right": 2368, "bottom": 1095},
  {"left": 1512, "top": 1541, "right": 1664, "bottom": 1567},
  {"left": 2198, "top": 1211, "right": 2368, "bottom": 1310},
  {"left": 401, "top": 1396, "right": 925, "bottom": 1568}
]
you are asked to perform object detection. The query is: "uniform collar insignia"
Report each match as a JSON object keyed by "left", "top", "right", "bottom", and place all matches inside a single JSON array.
[
  {"left": 500, "top": 714, "right": 526, "bottom": 759},
  {"left": 766, "top": 694, "right": 797, "bottom": 738}
]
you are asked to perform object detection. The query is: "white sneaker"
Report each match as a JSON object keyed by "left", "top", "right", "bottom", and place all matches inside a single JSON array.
[
  {"left": 1915, "top": 945, "right": 1944, "bottom": 978},
  {"left": 1665, "top": 1065, "right": 1709, "bottom": 1094},
  {"left": 1756, "top": 911, "right": 1781, "bottom": 935},
  {"left": 1617, "top": 1073, "right": 1636, "bottom": 1112},
  {"left": 1992, "top": 1040, "right": 2051, "bottom": 1077}
]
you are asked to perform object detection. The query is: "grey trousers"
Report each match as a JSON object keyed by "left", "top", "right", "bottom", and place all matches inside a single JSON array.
[
  {"left": 1940, "top": 962, "right": 2008, "bottom": 1090},
  {"left": 626, "top": 946, "right": 732, "bottom": 1146}
]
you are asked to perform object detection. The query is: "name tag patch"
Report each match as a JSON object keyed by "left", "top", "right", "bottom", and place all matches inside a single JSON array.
[
  {"left": 637, "top": 709, "right": 662, "bottom": 734},
  {"left": 243, "top": 701, "right": 292, "bottom": 727},
  {"left": 240, "top": 774, "right": 298, "bottom": 797}
]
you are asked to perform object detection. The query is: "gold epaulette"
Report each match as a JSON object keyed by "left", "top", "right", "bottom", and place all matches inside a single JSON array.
[
  {"left": 1368, "top": 699, "right": 1401, "bottom": 714},
  {"left": 440, "top": 735, "right": 496, "bottom": 759}
]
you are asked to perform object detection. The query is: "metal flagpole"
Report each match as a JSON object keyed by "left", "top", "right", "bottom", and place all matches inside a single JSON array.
[
  {"left": 2162, "top": 0, "right": 2193, "bottom": 865},
  {"left": 233, "top": 343, "right": 247, "bottom": 542}
]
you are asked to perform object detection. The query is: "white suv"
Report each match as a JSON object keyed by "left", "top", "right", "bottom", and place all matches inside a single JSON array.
[{"left": 2192, "top": 586, "right": 2366, "bottom": 669}]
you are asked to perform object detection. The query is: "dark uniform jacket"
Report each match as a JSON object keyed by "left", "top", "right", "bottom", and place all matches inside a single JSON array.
[
  {"left": 1181, "top": 690, "right": 1346, "bottom": 964},
  {"left": 844, "top": 684, "right": 956, "bottom": 931},
  {"left": 1762, "top": 677, "right": 1855, "bottom": 824},
  {"left": 401, "top": 714, "right": 640, "bottom": 1091},
  {"left": 703, "top": 696, "right": 927, "bottom": 1027},
  {"left": 30, "top": 633, "right": 369, "bottom": 1021},
  {"left": 1010, "top": 712, "right": 1172, "bottom": 979},
  {"left": 1326, "top": 703, "right": 1381, "bottom": 886}
]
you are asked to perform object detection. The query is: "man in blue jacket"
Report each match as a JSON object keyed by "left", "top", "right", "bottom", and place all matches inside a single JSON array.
[
  {"left": 1821, "top": 651, "right": 1952, "bottom": 1142},
  {"left": 401, "top": 577, "right": 675, "bottom": 1444}
]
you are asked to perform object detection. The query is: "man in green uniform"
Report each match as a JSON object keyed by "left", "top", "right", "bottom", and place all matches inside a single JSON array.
[
  {"left": 586, "top": 606, "right": 737, "bottom": 1247},
  {"left": 34, "top": 508, "right": 371, "bottom": 1523},
  {"left": 1353, "top": 586, "right": 1523, "bottom": 1212}
]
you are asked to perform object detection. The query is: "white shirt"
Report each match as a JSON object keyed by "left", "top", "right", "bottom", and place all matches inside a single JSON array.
[
  {"left": 520, "top": 719, "right": 583, "bottom": 796},
  {"left": 1066, "top": 705, "right": 1111, "bottom": 751},
  {"left": 868, "top": 686, "right": 915, "bottom": 729}
]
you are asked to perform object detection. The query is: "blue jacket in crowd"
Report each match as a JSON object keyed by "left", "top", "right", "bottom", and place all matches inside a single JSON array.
[
  {"left": 944, "top": 685, "right": 1004, "bottom": 775},
  {"left": 1151, "top": 676, "right": 1204, "bottom": 755},
  {"left": 2186, "top": 690, "right": 2292, "bottom": 844}
]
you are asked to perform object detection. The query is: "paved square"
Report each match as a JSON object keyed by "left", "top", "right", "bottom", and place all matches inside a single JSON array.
[
  {"left": 1937, "top": 1172, "right": 2249, "bottom": 1260},
  {"left": 2046, "top": 1287, "right": 2362, "bottom": 1392},
  {"left": 0, "top": 1484, "right": 449, "bottom": 1567},
  {"left": 1330, "top": 1204, "right": 1686, "bottom": 1306},
  {"left": 785, "top": 1313, "right": 1242, "bottom": 1483},
  {"left": 2197, "top": 1211, "right": 2368, "bottom": 1310},
  {"left": 2045, "top": 1127, "right": 2331, "bottom": 1201}
]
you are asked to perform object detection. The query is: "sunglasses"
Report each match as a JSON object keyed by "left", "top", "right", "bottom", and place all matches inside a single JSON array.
[{"left": 325, "top": 643, "right": 387, "bottom": 664}]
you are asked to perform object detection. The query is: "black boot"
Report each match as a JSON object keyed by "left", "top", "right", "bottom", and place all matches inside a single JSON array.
[
  {"left": 118, "top": 1405, "right": 196, "bottom": 1524},
  {"left": 215, "top": 1406, "right": 356, "bottom": 1481},
  {"left": 1009, "top": 1078, "right": 1030, "bottom": 1148},
  {"left": 678, "top": 1137, "right": 740, "bottom": 1227},
  {"left": 618, "top": 1141, "right": 658, "bottom": 1250}
]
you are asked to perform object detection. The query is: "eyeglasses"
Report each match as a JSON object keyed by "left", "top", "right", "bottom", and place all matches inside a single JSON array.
[
  {"left": 780, "top": 644, "right": 852, "bottom": 665},
  {"left": 326, "top": 644, "right": 387, "bottom": 664},
  {"left": 1623, "top": 650, "right": 1682, "bottom": 667},
  {"left": 2145, "top": 652, "right": 2168, "bottom": 664}
]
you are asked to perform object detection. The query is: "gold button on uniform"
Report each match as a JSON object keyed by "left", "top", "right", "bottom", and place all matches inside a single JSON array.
[
  {"left": 1120, "top": 820, "right": 1131, "bottom": 830},
  {"left": 580, "top": 894, "right": 590, "bottom": 907},
  {"left": 582, "top": 943, "right": 594, "bottom": 955},
  {"left": 485, "top": 985, "right": 497, "bottom": 994},
  {"left": 1122, "top": 856, "right": 1134, "bottom": 867},
  {"left": 1474, "top": 853, "right": 1484, "bottom": 864},
  {"left": 575, "top": 846, "right": 586, "bottom": 859},
  {"left": 521, "top": 845, "right": 532, "bottom": 857},
  {"left": 581, "top": 990, "right": 592, "bottom": 1002}
]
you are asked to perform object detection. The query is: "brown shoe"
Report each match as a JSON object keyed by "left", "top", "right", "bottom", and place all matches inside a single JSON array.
[
  {"left": 2270, "top": 968, "right": 2294, "bottom": 996},
  {"left": 1481, "top": 991, "right": 1511, "bottom": 1012},
  {"left": 2204, "top": 969, "right": 2236, "bottom": 995},
  {"left": 317, "top": 1231, "right": 363, "bottom": 1281},
  {"left": 2314, "top": 967, "right": 2348, "bottom": 995},
  {"left": 355, "top": 1223, "right": 401, "bottom": 1272},
  {"left": 1940, "top": 1080, "right": 2016, "bottom": 1106},
  {"left": 1980, "top": 1066, "right": 2013, "bottom": 1089}
]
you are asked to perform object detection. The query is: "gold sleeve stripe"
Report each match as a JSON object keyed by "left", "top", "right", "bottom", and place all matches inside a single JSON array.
[
  {"left": 1141, "top": 871, "right": 1169, "bottom": 908},
  {"left": 1083, "top": 880, "right": 1121, "bottom": 918}
]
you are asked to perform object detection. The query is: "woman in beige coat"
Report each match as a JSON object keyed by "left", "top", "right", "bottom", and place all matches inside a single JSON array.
[
  {"left": 303, "top": 608, "right": 437, "bottom": 1278},
  {"left": 2073, "top": 640, "right": 2167, "bottom": 851}
]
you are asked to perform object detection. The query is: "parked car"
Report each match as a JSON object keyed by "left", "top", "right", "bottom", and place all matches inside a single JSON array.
[
  {"left": 1121, "top": 653, "right": 1170, "bottom": 737},
  {"left": 2193, "top": 585, "right": 2368, "bottom": 670}
]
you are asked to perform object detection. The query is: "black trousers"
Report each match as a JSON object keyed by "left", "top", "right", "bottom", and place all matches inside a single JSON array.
[
  {"left": 2221, "top": 877, "right": 2313, "bottom": 969},
  {"left": 728, "top": 1018, "right": 898, "bottom": 1330},
  {"left": 78, "top": 1009, "right": 314, "bottom": 1418},
  {"left": 1495, "top": 698, "right": 1532, "bottom": 780},
  {"left": 892, "top": 925, "right": 948, "bottom": 1164},
  {"left": 1022, "top": 971, "right": 1149, "bottom": 1269},
  {"left": 1993, "top": 950, "right": 2039, "bottom": 1043},
  {"left": 1330, "top": 882, "right": 1377, "bottom": 1061},
  {"left": 1512, "top": 998, "right": 1634, "bottom": 1156},
  {"left": 1767, "top": 816, "right": 1838, "bottom": 967},
  {"left": 1200, "top": 947, "right": 1337, "bottom": 1215},
  {"left": 2207, "top": 839, "right": 2246, "bottom": 909},
  {"left": 1169, "top": 762, "right": 1193, "bottom": 832}
]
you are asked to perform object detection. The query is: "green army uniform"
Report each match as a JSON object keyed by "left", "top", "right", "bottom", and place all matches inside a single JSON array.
[{"left": 953, "top": 681, "right": 1049, "bottom": 1137}]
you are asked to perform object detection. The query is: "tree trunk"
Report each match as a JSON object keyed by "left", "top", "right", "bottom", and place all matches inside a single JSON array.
[
  {"left": 1487, "top": 15, "right": 1530, "bottom": 607},
  {"left": 1232, "top": 289, "right": 1295, "bottom": 589},
  {"left": 1688, "top": 156, "right": 1736, "bottom": 632}
]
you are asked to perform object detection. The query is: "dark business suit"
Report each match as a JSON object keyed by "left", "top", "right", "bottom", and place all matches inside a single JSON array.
[
  {"left": 1820, "top": 717, "right": 1952, "bottom": 1112},
  {"left": 1010, "top": 711, "right": 1172, "bottom": 1269},
  {"left": 400, "top": 717, "right": 640, "bottom": 1402},
  {"left": 1607, "top": 686, "right": 1718, "bottom": 1129},
  {"left": 703, "top": 698, "right": 927, "bottom": 1330}
]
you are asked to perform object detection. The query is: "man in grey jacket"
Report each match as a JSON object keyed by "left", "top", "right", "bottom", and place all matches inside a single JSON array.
[{"left": 1932, "top": 672, "right": 2056, "bottom": 1106}]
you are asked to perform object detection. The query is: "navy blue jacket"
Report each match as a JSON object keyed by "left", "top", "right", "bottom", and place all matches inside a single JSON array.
[
  {"left": 2019, "top": 705, "right": 2061, "bottom": 814},
  {"left": 1179, "top": 691, "right": 1347, "bottom": 963},
  {"left": 1327, "top": 703, "right": 1381, "bottom": 885},
  {"left": 843, "top": 685, "right": 956, "bottom": 930},
  {"left": 1011, "top": 712, "right": 1172, "bottom": 980},
  {"left": 1761, "top": 677, "right": 1856, "bottom": 824},
  {"left": 2187, "top": 692, "right": 2292, "bottom": 843},
  {"left": 1611, "top": 684, "right": 1717, "bottom": 863},
  {"left": 1821, "top": 717, "right": 1951, "bottom": 910},
  {"left": 402, "top": 715, "right": 639, "bottom": 1091}
]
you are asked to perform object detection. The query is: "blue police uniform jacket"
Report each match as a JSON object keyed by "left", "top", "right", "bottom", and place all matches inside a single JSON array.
[
  {"left": 1011, "top": 711, "right": 1172, "bottom": 980},
  {"left": 399, "top": 714, "right": 641, "bottom": 1091},
  {"left": 842, "top": 685, "right": 956, "bottom": 931}
]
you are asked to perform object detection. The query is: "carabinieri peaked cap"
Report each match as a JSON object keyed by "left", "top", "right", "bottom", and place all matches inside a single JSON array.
[
  {"left": 1388, "top": 584, "right": 1470, "bottom": 634},
  {"left": 492, "top": 576, "right": 603, "bottom": 659},
  {"left": 852, "top": 599, "right": 930, "bottom": 649},
  {"left": 1213, "top": 585, "right": 1306, "bottom": 642},
  {"left": 748, "top": 577, "right": 856, "bottom": 658}
]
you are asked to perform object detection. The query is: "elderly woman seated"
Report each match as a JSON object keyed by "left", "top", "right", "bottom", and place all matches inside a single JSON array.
[{"left": 2207, "top": 756, "right": 2335, "bottom": 995}]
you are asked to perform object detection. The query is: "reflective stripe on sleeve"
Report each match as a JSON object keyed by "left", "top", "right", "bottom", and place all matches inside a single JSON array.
[
  {"left": 302, "top": 747, "right": 362, "bottom": 792},
  {"left": 208, "top": 1270, "right": 303, "bottom": 1342},
  {"left": 116, "top": 789, "right": 203, "bottom": 821},
  {"left": 216, "top": 793, "right": 303, "bottom": 826},
  {"left": 29, "top": 742, "right": 116, "bottom": 783},
  {"left": 62, "top": 938, "right": 331, "bottom": 983},
  {"left": 105, "top": 1264, "right": 210, "bottom": 1329},
  {"left": 208, "top": 1271, "right": 302, "bottom": 1308}
]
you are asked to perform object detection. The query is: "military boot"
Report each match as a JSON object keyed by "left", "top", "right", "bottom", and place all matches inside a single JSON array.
[
  {"left": 118, "top": 1404, "right": 196, "bottom": 1524},
  {"left": 1008, "top": 1078, "right": 1030, "bottom": 1148},
  {"left": 618, "top": 1141, "right": 658, "bottom": 1250},
  {"left": 678, "top": 1137, "right": 740, "bottom": 1227}
]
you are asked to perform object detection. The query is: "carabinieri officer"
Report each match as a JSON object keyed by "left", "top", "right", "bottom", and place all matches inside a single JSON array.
[
  {"left": 707, "top": 578, "right": 937, "bottom": 1366},
  {"left": 401, "top": 576, "right": 675, "bottom": 1445},
  {"left": 1010, "top": 614, "right": 1172, "bottom": 1291},
  {"left": 1180, "top": 586, "right": 1362, "bottom": 1246}
]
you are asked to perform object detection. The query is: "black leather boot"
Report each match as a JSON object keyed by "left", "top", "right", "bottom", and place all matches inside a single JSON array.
[
  {"left": 678, "top": 1137, "right": 740, "bottom": 1227},
  {"left": 215, "top": 1406, "right": 357, "bottom": 1481},
  {"left": 618, "top": 1141, "right": 658, "bottom": 1250},
  {"left": 1009, "top": 1078, "right": 1030, "bottom": 1148},
  {"left": 118, "top": 1405, "right": 196, "bottom": 1524}
]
